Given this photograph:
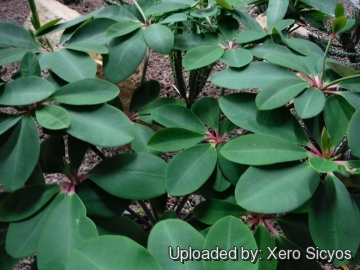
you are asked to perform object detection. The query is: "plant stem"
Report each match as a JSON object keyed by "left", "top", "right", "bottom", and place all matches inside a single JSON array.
[
  {"left": 175, "top": 195, "right": 190, "bottom": 216},
  {"left": 133, "top": 0, "right": 147, "bottom": 23},
  {"left": 138, "top": 200, "right": 157, "bottom": 225},
  {"left": 126, "top": 206, "right": 153, "bottom": 228},
  {"left": 322, "top": 73, "right": 360, "bottom": 90},
  {"left": 141, "top": 46, "right": 150, "bottom": 85},
  {"left": 319, "top": 37, "right": 334, "bottom": 84},
  {"left": 90, "top": 145, "right": 106, "bottom": 160},
  {"left": 263, "top": 219, "right": 278, "bottom": 236}
]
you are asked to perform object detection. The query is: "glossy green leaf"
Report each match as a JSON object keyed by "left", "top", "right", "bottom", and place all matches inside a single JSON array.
[
  {"left": 339, "top": 91, "right": 360, "bottom": 109},
  {"left": 204, "top": 216, "right": 258, "bottom": 270},
  {"left": 334, "top": 3, "right": 345, "bottom": 17},
  {"left": 66, "top": 235, "right": 160, "bottom": 270},
  {"left": 190, "top": 5, "right": 218, "bottom": 18},
  {"left": 324, "top": 95, "right": 353, "bottom": 148},
  {"left": 159, "top": 13, "right": 188, "bottom": 24},
  {"left": 236, "top": 29, "right": 267, "bottom": 43},
  {"left": 309, "top": 174, "right": 360, "bottom": 263},
  {"left": 0, "top": 116, "right": 40, "bottom": 190},
  {"left": 104, "top": 30, "right": 146, "bottom": 83},
  {"left": 131, "top": 123, "right": 161, "bottom": 156},
  {"left": 216, "top": 0, "right": 233, "bottom": 10},
  {"left": 93, "top": 5, "right": 140, "bottom": 21},
  {"left": 219, "top": 93, "right": 308, "bottom": 144},
  {"left": 35, "top": 105, "right": 70, "bottom": 130},
  {"left": 348, "top": 109, "right": 360, "bottom": 158},
  {"left": 326, "top": 61, "right": 357, "bottom": 77},
  {"left": 332, "top": 16, "right": 347, "bottom": 34},
  {"left": 88, "top": 153, "right": 166, "bottom": 200},
  {"left": 63, "top": 104, "right": 135, "bottom": 147},
  {"left": 220, "top": 48, "right": 253, "bottom": 68},
  {"left": 49, "top": 49, "right": 96, "bottom": 83},
  {"left": 254, "top": 225, "right": 277, "bottom": 270},
  {"left": 294, "top": 87, "right": 325, "bottom": 119},
  {"left": 144, "top": 24, "right": 174, "bottom": 54},
  {"left": 173, "top": 33, "right": 223, "bottom": 51},
  {"left": 193, "top": 199, "right": 247, "bottom": 225},
  {"left": 0, "top": 77, "right": 55, "bottom": 106},
  {"left": 183, "top": 45, "right": 224, "bottom": 70},
  {"left": 338, "top": 77, "right": 360, "bottom": 92},
  {"left": 272, "top": 19, "right": 295, "bottom": 32},
  {"left": 5, "top": 193, "right": 64, "bottom": 258},
  {"left": 267, "top": 0, "right": 289, "bottom": 29},
  {"left": 275, "top": 235, "right": 322, "bottom": 270},
  {"left": 34, "top": 18, "right": 62, "bottom": 37},
  {"left": 152, "top": 104, "right": 207, "bottom": 134},
  {"left": 0, "top": 184, "right": 59, "bottom": 222},
  {"left": 94, "top": 216, "right": 148, "bottom": 247},
  {"left": 232, "top": 9, "right": 262, "bottom": 30},
  {"left": 106, "top": 21, "right": 143, "bottom": 38},
  {"left": 191, "top": 97, "right": 220, "bottom": 129},
  {"left": 145, "top": 3, "right": 191, "bottom": 16},
  {"left": 20, "top": 52, "right": 41, "bottom": 77},
  {"left": 308, "top": 156, "right": 338, "bottom": 173},
  {"left": 236, "top": 162, "right": 319, "bottom": 213},
  {"left": 65, "top": 42, "right": 108, "bottom": 54},
  {"left": 137, "top": 97, "right": 185, "bottom": 115},
  {"left": 284, "top": 38, "right": 311, "bottom": 56},
  {"left": 212, "top": 62, "right": 298, "bottom": 90},
  {"left": 0, "top": 114, "right": 21, "bottom": 135},
  {"left": 0, "top": 21, "right": 40, "bottom": 49},
  {"left": 221, "top": 134, "right": 308, "bottom": 166},
  {"left": 50, "top": 78, "right": 119, "bottom": 105},
  {"left": 263, "top": 53, "right": 310, "bottom": 75},
  {"left": 0, "top": 48, "right": 38, "bottom": 66},
  {"left": 213, "top": 165, "right": 231, "bottom": 192},
  {"left": 218, "top": 16, "right": 239, "bottom": 41},
  {"left": 76, "top": 180, "right": 129, "bottom": 219},
  {"left": 148, "top": 219, "right": 205, "bottom": 269},
  {"left": 166, "top": 144, "right": 217, "bottom": 196},
  {"left": 256, "top": 80, "right": 308, "bottom": 110},
  {"left": 147, "top": 127, "right": 205, "bottom": 152},
  {"left": 37, "top": 194, "right": 98, "bottom": 270},
  {"left": 129, "top": 80, "right": 160, "bottom": 113}
]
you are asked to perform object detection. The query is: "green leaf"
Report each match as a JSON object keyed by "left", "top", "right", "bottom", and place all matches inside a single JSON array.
[
  {"left": 63, "top": 104, "right": 135, "bottom": 147},
  {"left": 308, "top": 156, "right": 338, "bottom": 173},
  {"left": 0, "top": 77, "right": 55, "bottom": 106},
  {"left": 145, "top": 3, "right": 191, "bottom": 16},
  {"left": 166, "top": 144, "right": 217, "bottom": 196},
  {"left": 190, "top": 5, "right": 219, "bottom": 18},
  {"left": 218, "top": 16, "right": 239, "bottom": 41},
  {"left": 284, "top": 38, "right": 311, "bottom": 56},
  {"left": 220, "top": 48, "right": 253, "bottom": 68},
  {"left": 267, "top": 0, "right": 289, "bottom": 29},
  {"left": 236, "top": 29, "right": 267, "bottom": 43},
  {"left": 67, "top": 135, "right": 88, "bottom": 170},
  {"left": 144, "top": 24, "right": 174, "bottom": 54},
  {"left": 76, "top": 180, "right": 130, "bottom": 219},
  {"left": 131, "top": 123, "right": 161, "bottom": 156},
  {"left": 49, "top": 49, "right": 96, "bottom": 83},
  {"left": 204, "top": 216, "right": 258, "bottom": 269},
  {"left": 326, "top": 60, "right": 357, "bottom": 77},
  {"left": 183, "top": 45, "right": 224, "bottom": 70},
  {"left": 147, "top": 127, "right": 205, "bottom": 152},
  {"left": 20, "top": 52, "right": 41, "bottom": 77},
  {"left": 39, "top": 135, "right": 65, "bottom": 174},
  {"left": 37, "top": 194, "right": 98, "bottom": 270},
  {"left": 338, "top": 77, "right": 360, "bottom": 92},
  {"left": 0, "top": 184, "right": 59, "bottom": 222},
  {"left": 236, "top": 162, "right": 319, "bottom": 213},
  {"left": 213, "top": 165, "right": 231, "bottom": 192},
  {"left": 0, "top": 114, "right": 21, "bottom": 135},
  {"left": 35, "top": 105, "right": 71, "bottom": 130},
  {"left": 0, "top": 116, "right": 40, "bottom": 190},
  {"left": 0, "top": 48, "right": 38, "bottom": 66},
  {"left": 334, "top": 3, "right": 345, "bottom": 17},
  {"left": 50, "top": 78, "right": 119, "bottom": 105},
  {"left": 94, "top": 215, "right": 148, "bottom": 247},
  {"left": 66, "top": 235, "right": 160, "bottom": 270},
  {"left": 174, "top": 33, "right": 224, "bottom": 51},
  {"left": 332, "top": 16, "right": 347, "bottom": 34},
  {"left": 88, "top": 153, "right": 166, "bottom": 200},
  {"left": 221, "top": 134, "right": 309, "bottom": 166},
  {"left": 348, "top": 109, "right": 360, "bottom": 158},
  {"left": 219, "top": 93, "right": 308, "bottom": 144},
  {"left": 0, "top": 21, "right": 40, "bottom": 49},
  {"left": 148, "top": 219, "right": 205, "bottom": 269},
  {"left": 309, "top": 174, "right": 360, "bottom": 263},
  {"left": 106, "top": 21, "right": 143, "bottom": 38},
  {"left": 216, "top": 0, "right": 233, "bottom": 10},
  {"left": 324, "top": 95, "right": 353, "bottom": 147},
  {"left": 294, "top": 87, "right": 325, "bottom": 119},
  {"left": 254, "top": 225, "right": 277, "bottom": 270},
  {"left": 191, "top": 97, "right": 220, "bottom": 129},
  {"left": 256, "top": 80, "right": 308, "bottom": 110},
  {"left": 193, "top": 199, "right": 247, "bottom": 225},
  {"left": 104, "top": 30, "right": 146, "bottom": 83},
  {"left": 5, "top": 193, "right": 63, "bottom": 258},
  {"left": 212, "top": 62, "right": 298, "bottom": 90},
  {"left": 300, "top": 0, "right": 337, "bottom": 15},
  {"left": 34, "top": 18, "right": 62, "bottom": 36},
  {"left": 339, "top": 91, "right": 360, "bottom": 109},
  {"left": 263, "top": 53, "right": 311, "bottom": 75},
  {"left": 129, "top": 80, "right": 160, "bottom": 113},
  {"left": 65, "top": 42, "right": 108, "bottom": 54},
  {"left": 152, "top": 104, "right": 207, "bottom": 134},
  {"left": 232, "top": 9, "right": 262, "bottom": 30},
  {"left": 159, "top": 13, "right": 188, "bottom": 24},
  {"left": 137, "top": 97, "right": 185, "bottom": 115}
]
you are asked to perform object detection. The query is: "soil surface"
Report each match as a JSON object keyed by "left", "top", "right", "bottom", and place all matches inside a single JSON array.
[{"left": 1, "top": 0, "right": 359, "bottom": 269}]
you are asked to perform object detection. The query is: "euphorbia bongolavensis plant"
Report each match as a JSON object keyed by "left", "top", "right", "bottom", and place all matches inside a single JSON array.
[{"left": 1, "top": 0, "right": 360, "bottom": 269}]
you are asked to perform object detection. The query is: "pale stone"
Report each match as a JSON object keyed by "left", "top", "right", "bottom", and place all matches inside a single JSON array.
[
  {"left": 255, "top": 14, "right": 309, "bottom": 39},
  {"left": 23, "top": 0, "right": 81, "bottom": 45}
]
